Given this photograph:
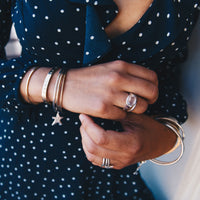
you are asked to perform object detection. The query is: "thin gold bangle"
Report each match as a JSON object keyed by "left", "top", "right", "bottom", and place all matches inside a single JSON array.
[
  {"left": 52, "top": 69, "right": 63, "bottom": 112},
  {"left": 57, "top": 72, "right": 66, "bottom": 111},
  {"left": 25, "top": 67, "right": 39, "bottom": 104},
  {"left": 150, "top": 117, "right": 185, "bottom": 165},
  {"left": 51, "top": 68, "right": 67, "bottom": 126},
  {"left": 52, "top": 68, "right": 67, "bottom": 112}
]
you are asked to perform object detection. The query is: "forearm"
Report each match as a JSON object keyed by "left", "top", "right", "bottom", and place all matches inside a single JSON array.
[{"left": 19, "top": 61, "right": 159, "bottom": 120}]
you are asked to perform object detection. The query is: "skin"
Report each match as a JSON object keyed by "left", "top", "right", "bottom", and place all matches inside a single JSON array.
[
  {"left": 20, "top": 0, "right": 177, "bottom": 169},
  {"left": 79, "top": 113, "right": 177, "bottom": 170},
  {"left": 105, "top": 0, "right": 154, "bottom": 38},
  {"left": 21, "top": 61, "right": 159, "bottom": 119}
]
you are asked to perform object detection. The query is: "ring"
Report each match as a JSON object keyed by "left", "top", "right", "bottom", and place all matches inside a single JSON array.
[
  {"left": 101, "top": 158, "right": 113, "bottom": 169},
  {"left": 123, "top": 93, "right": 137, "bottom": 112}
]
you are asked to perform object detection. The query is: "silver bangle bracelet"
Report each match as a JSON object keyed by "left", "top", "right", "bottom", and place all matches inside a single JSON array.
[
  {"left": 42, "top": 68, "right": 56, "bottom": 103},
  {"left": 52, "top": 69, "right": 63, "bottom": 112},
  {"left": 54, "top": 69, "right": 66, "bottom": 112},
  {"left": 150, "top": 117, "right": 185, "bottom": 165},
  {"left": 133, "top": 117, "right": 185, "bottom": 174}
]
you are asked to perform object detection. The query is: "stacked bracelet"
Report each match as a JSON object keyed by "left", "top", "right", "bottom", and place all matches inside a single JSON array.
[
  {"left": 25, "top": 67, "right": 39, "bottom": 104},
  {"left": 42, "top": 68, "right": 56, "bottom": 103},
  {"left": 51, "top": 68, "right": 67, "bottom": 126},
  {"left": 150, "top": 117, "right": 185, "bottom": 165},
  {"left": 133, "top": 117, "right": 185, "bottom": 175}
]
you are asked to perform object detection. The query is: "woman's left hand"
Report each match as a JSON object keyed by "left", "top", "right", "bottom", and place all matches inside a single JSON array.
[{"left": 79, "top": 113, "right": 177, "bottom": 169}]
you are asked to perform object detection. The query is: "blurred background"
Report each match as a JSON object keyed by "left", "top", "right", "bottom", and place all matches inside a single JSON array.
[
  {"left": 5, "top": 17, "right": 200, "bottom": 199},
  {"left": 141, "top": 17, "right": 200, "bottom": 200}
]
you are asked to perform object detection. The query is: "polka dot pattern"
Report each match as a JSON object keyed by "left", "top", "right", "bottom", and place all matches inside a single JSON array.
[{"left": 0, "top": 0, "right": 199, "bottom": 199}]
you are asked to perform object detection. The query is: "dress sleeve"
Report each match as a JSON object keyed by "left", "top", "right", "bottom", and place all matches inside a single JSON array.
[
  {"left": 147, "top": 61, "right": 188, "bottom": 124},
  {"left": 147, "top": 2, "right": 199, "bottom": 124},
  {"left": 0, "top": 0, "right": 12, "bottom": 59},
  {"left": 0, "top": 1, "right": 36, "bottom": 114}
]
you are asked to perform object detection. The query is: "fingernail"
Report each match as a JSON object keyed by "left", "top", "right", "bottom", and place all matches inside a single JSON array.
[{"left": 79, "top": 114, "right": 84, "bottom": 122}]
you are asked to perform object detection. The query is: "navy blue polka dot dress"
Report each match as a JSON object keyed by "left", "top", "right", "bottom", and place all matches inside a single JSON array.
[{"left": 0, "top": 0, "right": 199, "bottom": 199}]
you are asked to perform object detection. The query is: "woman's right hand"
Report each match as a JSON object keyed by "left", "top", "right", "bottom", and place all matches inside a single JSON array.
[{"left": 54, "top": 60, "right": 158, "bottom": 120}]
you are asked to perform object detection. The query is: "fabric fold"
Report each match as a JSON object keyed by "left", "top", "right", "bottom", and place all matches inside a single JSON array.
[
  {"left": 69, "top": 0, "right": 115, "bottom": 65},
  {"left": 82, "top": 5, "right": 112, "bottom": 65}
]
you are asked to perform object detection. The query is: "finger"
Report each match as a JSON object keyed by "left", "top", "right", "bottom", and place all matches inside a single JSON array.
[
  {"left": 80, "top": 125, "right": 127, "bottom": 169},
  {"left": 110, "top": 60, "right": 158, "bottom": 85},
  {"left": 80, "top": 125, "right": 110, "bottom": 158},
  {"left": 119, "top": 75, "right": 159, "bottom": 104},
  {"left": 80, "top": 125, "right": 124, "bottom": 165},
  {"left": 126, "top": 64, "right": 158, "bottom": 86},
  {"left": 106, "top": 71, "right": 158, "bottom": 104},
  {"left": 113, "top": 91, "right": 148, "bottom": 114},
  {"left": 83, "top": 150, "right": 125, "bottom": 170},
  {"left": 79, "top": 114, "right": 133, "bottom": 151},
  {"left": 79, "top": 114, "right": 107, "bottom": 146}
]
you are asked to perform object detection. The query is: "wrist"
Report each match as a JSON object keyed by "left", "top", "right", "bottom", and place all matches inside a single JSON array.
[
  {"left": 161, "top": 122, "right": 178, "bottom": 154},
  {"left": 20, "top": 67, "right": 52, "bottom": 104},
  {"left": 151, "top": 116, "right": 185, "bottom": 165},
  {"left": 157, "top": 117, "right": 184, "bottom": 154}
]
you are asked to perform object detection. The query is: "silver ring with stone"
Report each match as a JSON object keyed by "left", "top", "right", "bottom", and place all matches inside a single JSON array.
[
  {"left": 123, "top": 93, "right": 137, "bottom": 112},
  {"left": 101, "top": 158, "right": 113, "bottom": 169}
]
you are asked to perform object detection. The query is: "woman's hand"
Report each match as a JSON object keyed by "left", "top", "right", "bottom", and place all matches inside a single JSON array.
[
  {"left": 79, "top": 113, "right": 177, "bottom": 170},
  {"left": 56, "top": 60, "right": 158, "bottom": 120}
]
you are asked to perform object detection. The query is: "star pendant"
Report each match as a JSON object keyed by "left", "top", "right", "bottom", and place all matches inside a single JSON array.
[{"left": 52, "top": 112, "right": 63, "bottom": 126}]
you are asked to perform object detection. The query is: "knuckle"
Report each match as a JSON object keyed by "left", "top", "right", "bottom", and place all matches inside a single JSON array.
[
  {"left": 132, "top": 143, "right": 143, "bottom": 156},
  {"left": 105, "top": 88, "right": 115, "bottom": 99},
  {"left": 86, "top": 153, "right": 94, "bottom": 162},
  {"left": 125, "top": 140, "right": 143, "bottom": 158},
  {"left": 112, "top": 60, "right": 125, "bottom": 67},
  {"left": 112, "top": 60, "right": 127, "bottom": 71},
  {"left": 150, "top": 70, "right": 158, "bottom": 84},
  {"left": 141, "top": 101, "right": 148, "bottom": 113},
  {"left": 86, "top": 143, "right": 96, "bottom": 155},
  {"left": 135, "top": 100, "right": 148, "bottom": 114},
  {"left": 123, "top": 154, "right": 133, "bottom": 165},
  {"left": 95, "top": 100, "right": 108, "bottom": 116},
  {"left": 149, "top": 84, "right": 159, "bottom": 102},
  {"left": 80, "top": 118, "right": 87, "bottom": 129},
  {"left": 96, "top": 134, "right": 107, "bottom": 146},
  {"left": 107, "top": 71, "right": 122, "bottom": 85}
]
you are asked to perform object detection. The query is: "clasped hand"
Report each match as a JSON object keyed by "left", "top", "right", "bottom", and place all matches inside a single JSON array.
[
  {"left": 63, "top": 60, "right": 175, "bottom": 169},
  {"left": 63, "top": 60, "right": 158, "bottom": 119},
  {"left": 79, "top": 113, "right": 177, "bottom": 169}
]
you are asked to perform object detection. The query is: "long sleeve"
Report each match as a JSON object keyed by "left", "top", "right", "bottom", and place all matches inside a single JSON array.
[
  {"left": 147, "top": 60, "right": 188, "bottom": 124},
  {"left": 0, "top": 1, "right": 35, "bottom": 114},
  {"left": 147, "top": 3, "right": 199, "bottom": 124},
  {"left": 0, "top": 0, "right": 12, "bottom": 59}
]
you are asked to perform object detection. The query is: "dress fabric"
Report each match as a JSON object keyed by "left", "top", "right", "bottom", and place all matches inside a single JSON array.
[{"left": 0, "top": 0, "right": 199, "bottom": 199}]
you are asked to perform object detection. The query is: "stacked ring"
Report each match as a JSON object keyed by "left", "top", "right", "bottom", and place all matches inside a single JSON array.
[
  {"left": 123, "top": 93, "right": 137, "bottom": 112},
  {"left": 101, "top": 158, "right": 113, "bottom": 169}
]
